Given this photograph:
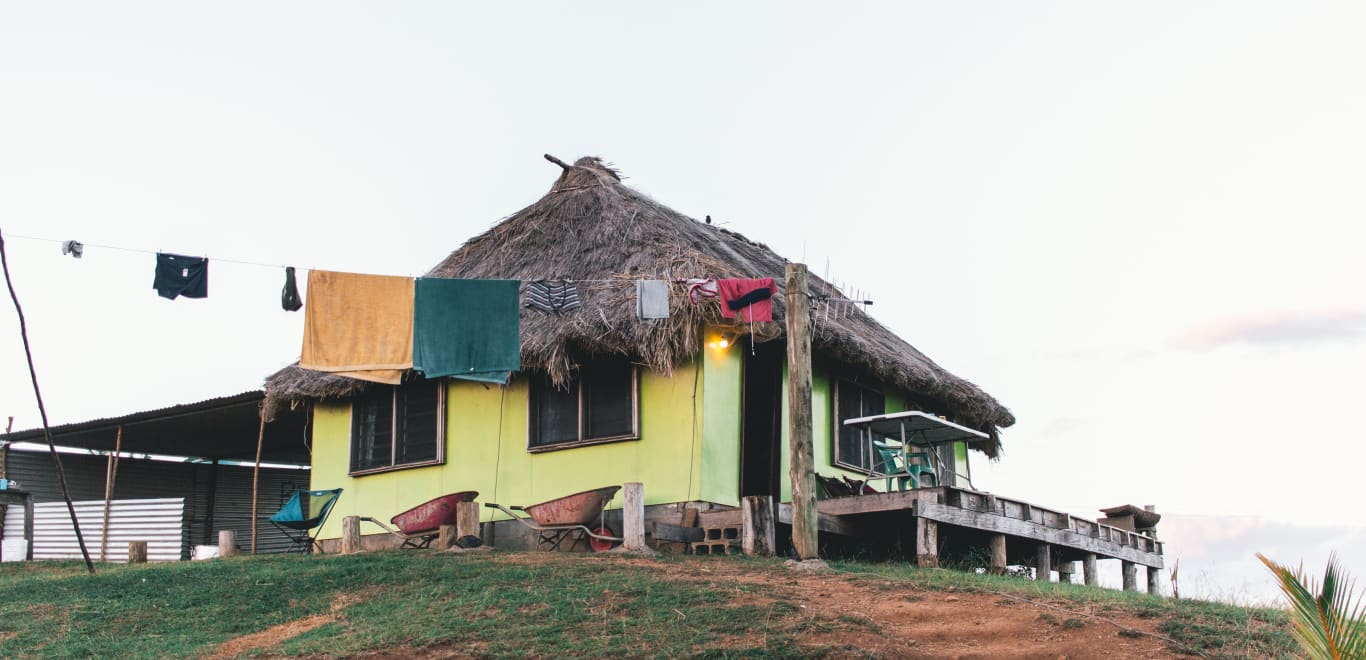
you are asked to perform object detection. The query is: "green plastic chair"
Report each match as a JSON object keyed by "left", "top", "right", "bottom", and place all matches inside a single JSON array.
[
  {"left": 269, "top": 488, "right": 343, "bottom": 554},
  {"left": 872, "top": 444, "right": 937, "bottom": 491}
]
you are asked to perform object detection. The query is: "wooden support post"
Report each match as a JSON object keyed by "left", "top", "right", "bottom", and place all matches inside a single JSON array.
[
  {"left": 1058, "top": 561, "right": 1075, "bottom": 584},
  {"left": 1036, "top": 543, "right": 1051, "bottom": 581},
  {"left": 1147, "top": 566, "right": 1162, "bottom": 596},
  {"left": 128, "top": 541, "right": 147, "bottom": 564},
  {"left": 1122, "top": 560, "right": 1138, "bottom": 592},
  {"left": 202, "top": 459, "right": 219, "bottom": 544},
  {"left": 438, "top": 524, "right": 458, "bottom": 550},
  {"left": 341, "top": 515, "right": 361, "bottom": 554},
  {"left": 916, "top": 518, "right": 939, "bottom": 567},
  {"left": 218, "top": 530, "right": 238, "bottom": 557},
  {"left": 1083, "top": 553, "right": 1098, "bottom": 586},
  {"left": 250, "top": 412, "right": 266, "bottom": 555},
  {"left": 741, "top": 495, "right": 775, "bottom": 557},
  {"left": 622, "top": 482, "right": 646, "bottom": 551},
  {"left": 989, "top": 534, "right": 1007, "bottom": 575},
  {"left": 100, "top": 425, "right": 123, "bottom": 562},
  {"left": 456, "top": 501, "right": 480, "bottom": 540},
  {"left": 785, "top": 263, "right": 818, "bottom": 560}
]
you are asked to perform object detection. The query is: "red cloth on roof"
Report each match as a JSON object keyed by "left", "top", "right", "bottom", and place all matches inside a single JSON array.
[{"left": 717, "top": 277, "right": 775, "bottom": 323}]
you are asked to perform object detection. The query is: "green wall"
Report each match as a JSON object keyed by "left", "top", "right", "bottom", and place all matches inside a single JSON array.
[{"left": 311, "top": 364, "right": 704, "bottom": 541}]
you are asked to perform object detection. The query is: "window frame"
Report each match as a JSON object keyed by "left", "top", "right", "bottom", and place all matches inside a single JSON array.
[
  {"left": 832, "top": 378, "right": 885, "bottom": 473},
  {"left": 348, "top": 379, "right": 446, "bottom": 476},
  {"left": 526, "top": 362, "right": 640, "bottom": 453}
]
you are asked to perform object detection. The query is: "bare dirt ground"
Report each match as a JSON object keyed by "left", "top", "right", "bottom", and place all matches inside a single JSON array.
[{"left": 227, "top": 554, "right": 1181, "bottom": 659}]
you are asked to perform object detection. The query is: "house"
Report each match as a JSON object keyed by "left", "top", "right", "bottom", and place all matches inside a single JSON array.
[{"left": 263, "top": 156, "right": 1015, "bottom": 550}]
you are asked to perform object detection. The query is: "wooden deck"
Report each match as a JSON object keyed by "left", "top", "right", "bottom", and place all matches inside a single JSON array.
[{"left": 777, "top": 486, "right": 1164, "bottom": 578}]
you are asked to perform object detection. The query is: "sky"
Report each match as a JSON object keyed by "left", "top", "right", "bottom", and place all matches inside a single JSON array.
[{"left": 2, "top": 2, "right": 1363, "bottom": 603}]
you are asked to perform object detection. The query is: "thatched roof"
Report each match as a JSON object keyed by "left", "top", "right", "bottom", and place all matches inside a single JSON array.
[{"left": 264, "top": 156, "right": 1014, "bottom": 455}]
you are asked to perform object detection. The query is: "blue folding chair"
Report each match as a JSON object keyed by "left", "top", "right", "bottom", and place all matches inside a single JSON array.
[{"left": 269, "top": 488, "right": 343, "bottom": 554}]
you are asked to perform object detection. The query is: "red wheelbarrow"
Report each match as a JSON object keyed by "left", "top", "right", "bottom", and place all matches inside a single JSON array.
[
  {"left": 361, "top": 491, "right": 478, "bottom": 549},
  {"left": 485, "top": 486, "right": 623, "bottom": 552}
]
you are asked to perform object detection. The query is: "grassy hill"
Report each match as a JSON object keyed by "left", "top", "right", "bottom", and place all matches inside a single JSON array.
[{"left": 0, "top": 550, "right": 1294, "bottom": 658}]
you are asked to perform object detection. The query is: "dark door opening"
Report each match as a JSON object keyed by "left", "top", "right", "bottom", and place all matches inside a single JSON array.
[{"left": 740, "top": 340, "right": 785, "bottom": 498}]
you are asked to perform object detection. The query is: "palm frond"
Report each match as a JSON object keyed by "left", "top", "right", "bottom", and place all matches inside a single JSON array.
[{"left": 1258, "top": 552, "right": 1366, "bottom": 659}]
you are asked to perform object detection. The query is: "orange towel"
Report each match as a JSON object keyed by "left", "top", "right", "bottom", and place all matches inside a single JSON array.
[{"left": 299, "top": 270, "right": 414, "bottom": 385}]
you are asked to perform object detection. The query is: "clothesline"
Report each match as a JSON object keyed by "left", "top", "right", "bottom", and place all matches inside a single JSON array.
[{"left": 2, "top": 233, "right": 784, "bottom": 284}]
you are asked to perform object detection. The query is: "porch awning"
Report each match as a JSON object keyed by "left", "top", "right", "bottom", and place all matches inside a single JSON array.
[{"left": 842, "top": 410, "right": 988, "bottom": 446}]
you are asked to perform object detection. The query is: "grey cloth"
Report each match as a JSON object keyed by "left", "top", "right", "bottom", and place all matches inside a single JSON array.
[
  {"left": 636, "top": 279, "right": 670, "bottom": 319},
  {"left": 524, "top": 280, "right": 582, "bottom": 313}
]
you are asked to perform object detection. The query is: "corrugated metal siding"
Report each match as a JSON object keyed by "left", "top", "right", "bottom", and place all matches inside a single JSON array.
[
  {"left": 3, "top": 503, "right": 23, "bottom": 543},
  {"left": 32, "top": 498, "right": 184, "bottom": 562},
  {"left": 3, "top": 449, "right": 308, "bottom": 557}
]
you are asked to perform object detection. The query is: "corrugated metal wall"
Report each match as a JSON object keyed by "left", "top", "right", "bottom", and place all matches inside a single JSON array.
[
  {"left": 1, "top": 449, "right": 308, "bottom": 557},
  {"left": 32, "top": 498, "right": 184, "bottom": 562}
]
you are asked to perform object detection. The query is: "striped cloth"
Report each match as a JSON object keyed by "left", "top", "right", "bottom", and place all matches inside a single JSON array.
[{"left": 524, "top": 280, "right": 582, "bottom": 313}]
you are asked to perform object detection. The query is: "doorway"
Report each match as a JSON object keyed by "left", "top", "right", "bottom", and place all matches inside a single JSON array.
[{"left": 739, "top": 339, "right": 785, "bottom": 498}]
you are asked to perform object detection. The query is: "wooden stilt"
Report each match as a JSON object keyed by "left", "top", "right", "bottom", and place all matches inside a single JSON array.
[
  {"left": 785, "top": 263, "right": 818, "bottom": 560},
  {"left": 989, "top": 534, "right": 1007, "bottom": 574},
  {"left": 1147, "top": 566, "right": 1162, "bottom": 595},
  {"left": 1058, "top": 561, "right": 1075, "bottom": 584},
  {"left": 128, "top": 541, "right": 147, "bottom": 564},
  {"left": 341, "top": 516, "right": 361, "bottom": 554},
  {"left": 250, "top": 412, "right": 266, "bottom": 555},
  {"left": 218, "top": 530, "right": 238, "bottom": 557},
  {"left": 1122, "top": 560, "right": 1138, "bottom": 592},
  {"left": 916, "top": 518, "right": 939, "bottom": 567},
  {"left": 1083, "top": 553, "right": 1098, "bottom": 586},
  {"left": 622, "top": 482, "right": 646, "bottom": 551},
  {"left": 1036, "top": 544, "right": 1051, "bottom": 581},
  {"left": 741, "top": 495, "right": 775, "bottom": 556},
  {"left": 438, "top": 524, "right": 458, "bottom": 549},
  {"left": 100, "top": 425, "right": 123, "bottom": 562},
  {"left": 456, "top": 501, "right": 480, "bottom": 540}
]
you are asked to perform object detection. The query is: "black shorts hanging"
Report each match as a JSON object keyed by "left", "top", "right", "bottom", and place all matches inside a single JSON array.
[{"left": 153, "top": 253, "right": 209, "bottom": 300}]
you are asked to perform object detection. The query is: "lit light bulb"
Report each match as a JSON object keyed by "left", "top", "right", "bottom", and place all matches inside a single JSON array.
[{"left": 718, "top": 339, "right": 730, "bottom": 348}]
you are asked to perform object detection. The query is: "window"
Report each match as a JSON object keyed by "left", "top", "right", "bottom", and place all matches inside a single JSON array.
[
  {"left": 350, "top": 378, "right": 444, "bottom": 474},
  {"left": 833, "top": 379, "right": 885, "bottom": 472},
  {"left": 529, "top": 358, "right": 638, "bottom": 450}
]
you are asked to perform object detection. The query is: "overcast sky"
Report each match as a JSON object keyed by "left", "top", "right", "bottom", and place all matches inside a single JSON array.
[{"left": 2, "top": 2, "right": 1363, "bottom": 602}]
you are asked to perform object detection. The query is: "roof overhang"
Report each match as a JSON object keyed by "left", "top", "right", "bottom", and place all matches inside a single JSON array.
[{"left": 0, "top": 391, "right": 311, "bottom": 464}]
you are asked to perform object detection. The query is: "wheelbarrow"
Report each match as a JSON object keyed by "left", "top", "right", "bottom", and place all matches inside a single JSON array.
[
  {"left": 360, "top": 491, "right": 478, "bottom": 549},
  {"left": 485, "top": 486, "right": 623, "bottom": 552}
]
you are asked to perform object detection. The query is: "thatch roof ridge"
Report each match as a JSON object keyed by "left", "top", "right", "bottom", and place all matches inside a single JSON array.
[{"left": 264, "top": 155, "right": 1013, "bottom": 455}]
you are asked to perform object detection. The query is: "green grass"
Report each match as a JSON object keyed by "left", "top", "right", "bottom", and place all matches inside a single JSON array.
[{"left": 0, "top": 552, "right": 1298, "bottom": 659}]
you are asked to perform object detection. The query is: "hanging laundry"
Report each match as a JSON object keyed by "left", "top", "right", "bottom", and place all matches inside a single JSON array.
[
  {"left": 636, "top": 280, "right": 669, "bottom": 320},
  {"left": 60, "top": 240, "right": 83, "bottom": 259},
  {"left": 524, "top": 280, "right": 582, "bottom": 313},
  {"left": 299, "top": 270, "right": 414, "bottom": 385},
  {"left": 153, "top": 253, "right": 209, "bottom": 300},
  {"left": 413, "top": 278, "right": 521, "bottom": 384},
  {"left": 680, "top": 278, "right": 718, "bottom": 304},
  {"left": 717, "top": 277, "right": 775, "bottom": 323},
  {"left": 281, "top": 266, "right": 303, "bottom": 312}
]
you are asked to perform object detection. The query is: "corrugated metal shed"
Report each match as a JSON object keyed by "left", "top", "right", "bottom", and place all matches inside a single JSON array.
[
  {"left": 1, "top": 448, "right": 307, "bottom": 557},
  {"left": 32, "top": 498, "right": 184, "bottom": 562}
]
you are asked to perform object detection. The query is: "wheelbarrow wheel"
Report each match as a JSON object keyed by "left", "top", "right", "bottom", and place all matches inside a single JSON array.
[{"left": 588, "top": 526, "right": 619, "bottom": 552}]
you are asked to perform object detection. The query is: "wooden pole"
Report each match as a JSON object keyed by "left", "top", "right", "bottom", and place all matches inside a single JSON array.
[
  {"left": 341, "top": 515, "right": 361, "bottom": 554},
  {"left": 1058, "top": 561, "right": 1075, "bottom": 584},
  {"left": 250, "top": 412, "right": 266, "bottom": 555},
  {"left": 438, "top": 524, "right": 458, "bottom": 549},
  {"left": 784, "top": 263, "right": 818, "bottom": 560},
  {"left": 622, "top": 482, "right": 646, "bottom": 551},
  {"left": 916, "top": 518, "right": 939, "bottom": 567},
  {"left": 99, "top": 425, "right": 123, "bottom": 562},
  {"left": 1147, "top": 566, "right": 1162, "bottom": 595},
  {"left": 741, "top": 495, "right": 775, "bottom": 557},
  {"left": 1083, "top": 553, "right": 1098, "bottom": 586},
  {"left": 218, "top": 530, "right": 238, "bottom": 557},
  {"left": 989, "top": 534, "right": 1007, "bottom": 574},
  {"left": 1036, "top": 544, "right": 1052, "bottom": 581},
  {"left": 456, "top": 501, "right": 480, "bottom": 540},
  {"left": 128, "top": 541, "right": 147, "bottom": 564},
  {"left": 1121, "top": 560, "right": 1138, "bottom": 592}
]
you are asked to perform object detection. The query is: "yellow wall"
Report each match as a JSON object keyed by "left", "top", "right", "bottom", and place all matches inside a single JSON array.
[{"left": 311, "top": 364, "right": 705, "bottom": 540}]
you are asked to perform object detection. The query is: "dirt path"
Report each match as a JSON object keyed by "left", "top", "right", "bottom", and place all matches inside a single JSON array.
[{"left": 208, "top": 589, "right": 377, "bottom": 659}]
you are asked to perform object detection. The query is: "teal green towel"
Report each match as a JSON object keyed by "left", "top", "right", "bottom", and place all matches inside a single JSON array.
[{"left": 413, "top": 278, "right": 521, "bottom": 383}]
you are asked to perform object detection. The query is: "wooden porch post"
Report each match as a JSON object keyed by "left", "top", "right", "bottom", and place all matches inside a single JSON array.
[
  {"left": 1058, "top": 561, "right": 1075, "bottom": 584},
  {"left": 1147, "top": 566, "right": 1162, "bottom": 595},
  {"left": 1036, "top": 544, "right": 1052, "bottom": 581},
  {"left": 1083, "top": 553, "right": 1098, "bottom": 586},
  {"left": 741, "top": 495, "right": 775, "bottom": 557},
  {"left": 784, "top": 263, "right": 818, "bottom": 560},
  {"left": 1122, "top": 561, "right": 1138, "bottom": 592},
  {"left": 99, "top": 425, "right": 123, "bottom": 562},
  {"left": 916, "top": 518, "right": 939, "bottom": 567},
  {"left": 250, "top": 412, "right": 267, "bottom": 555},
  {"left": 622, "top": 482, "right": 647, "bottom": 551},
  {"left": 989, "top": 534, "right": 1007, "bottom": 574}
]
